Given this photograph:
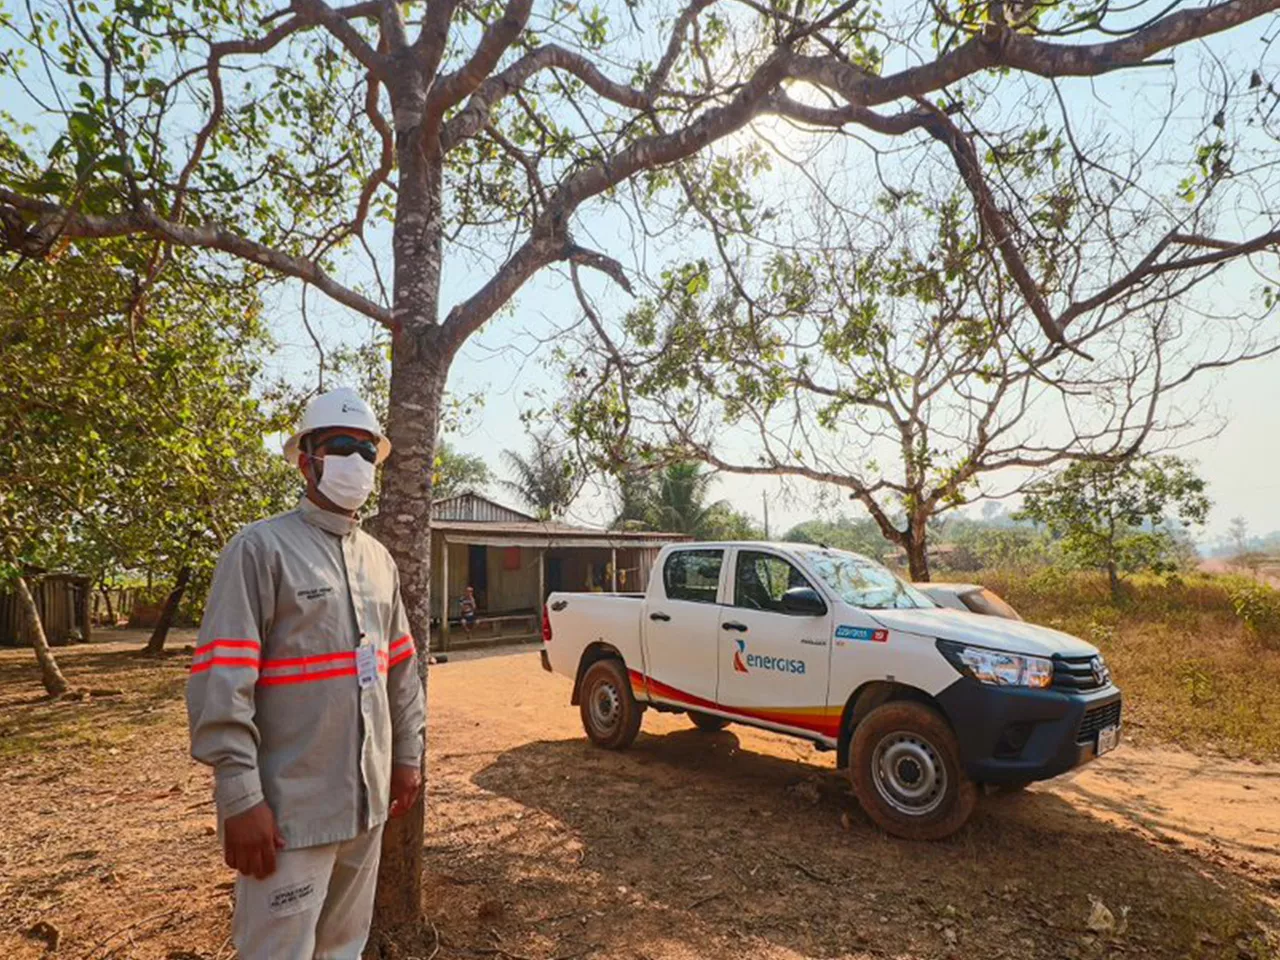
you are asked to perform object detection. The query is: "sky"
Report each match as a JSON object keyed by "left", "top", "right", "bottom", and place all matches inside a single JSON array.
[{"left": 6, "top": 0, "right": 1280, "bottom": 547}]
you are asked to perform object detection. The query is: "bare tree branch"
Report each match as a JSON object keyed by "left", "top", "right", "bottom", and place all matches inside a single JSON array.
[
  {"left": 442, "top": 50, "right": 792, "bottom": 342},
  {"left": 787, "top": 0, "right": 1280, "bottom": 109},
  {"left": 413, "top": 0, "right": 460, "bottom": 64},
  {"left": 0, "top": 190, "right": 392, "bottom": 324},
  {"left": 379, "top": 0, "right": 408, "bottom": 49},
  {"left": 356, "top": 70, "right": 395, "bottom": 236},
  {"left": 918, "top": 103, "right": 1076, "bottom": 349},
  {"left": 292, "top": 0, "right": 387, "bottom": 74},
  {"left": 567, "top": 244, "right": 634, "bottom": 293},
  {"left": 765, "top": 90, "right": 936, "bottom": 135},
  {"left": 440, "top": 43, "right": 650, "bottom": 151},
  {"left": 647, "top": 0, "right": 717, "bottom": 99},
  {"left": 431, "top": 0, "right": 535, "bottom": 111},
  {"left": 1058, "top": 229, "right": 1280, "bottom": 329}
]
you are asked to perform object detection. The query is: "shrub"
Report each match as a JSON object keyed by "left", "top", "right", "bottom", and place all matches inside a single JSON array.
[
  {"left": 1226, "top": 579, "right": 1280, "bottom": 650},
  {"left": 1177, "top": 659, "right": 1217, "bottom": 707}
]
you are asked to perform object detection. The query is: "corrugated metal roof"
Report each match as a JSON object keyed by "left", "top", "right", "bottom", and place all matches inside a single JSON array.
[
  {"left": 431, "top": 492, "right": 536, "bottom": 523},
  {"left": 432, "top": 518, "right": 690, "bottom": 548},
  {"left": 427, "top": 492, "right": 691, "bottom": 547}
]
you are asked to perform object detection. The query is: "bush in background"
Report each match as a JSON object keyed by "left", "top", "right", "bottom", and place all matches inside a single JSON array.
[
  {"left": 977, "top": 569, "right": 1280, "bottom": 759},
  {"left": 1225, "top": 578, "right": 1280, "bottom": 651},
  {"left": 1017, "top": 457, "right": 1210, "bottom": 602}
]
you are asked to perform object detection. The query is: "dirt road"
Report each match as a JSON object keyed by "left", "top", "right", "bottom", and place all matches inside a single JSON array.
[
  {"left": 1055, "top": 744, "right": 1280, "bottom": 880},
  {"left": 2, "top": 641, "right": 1278, "bottom": 959}
]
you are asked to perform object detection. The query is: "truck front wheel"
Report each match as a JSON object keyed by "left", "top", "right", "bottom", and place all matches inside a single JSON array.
[
  {"left": 579, "top": 659, "right": 643, "bottom": 749},
  {"left": 849, "top": 701, "right": 976, "bottom": 841}
]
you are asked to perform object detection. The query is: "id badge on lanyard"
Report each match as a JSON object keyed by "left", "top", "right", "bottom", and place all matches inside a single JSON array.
[{"left": 355, "top": 643, "right": 379, "bottom": 689}]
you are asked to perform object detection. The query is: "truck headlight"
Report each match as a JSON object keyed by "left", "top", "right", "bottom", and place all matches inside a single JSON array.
[{"left": 937, "top": 639, "right": 1053, "bottom": 689}]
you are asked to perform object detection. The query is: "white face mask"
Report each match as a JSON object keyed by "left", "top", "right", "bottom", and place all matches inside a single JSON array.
[{"left": 315, "top": 453, "right": 376, "bottom": 511}]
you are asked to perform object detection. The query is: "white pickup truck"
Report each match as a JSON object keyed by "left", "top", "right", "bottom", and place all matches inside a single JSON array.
[{"left": 540, "top": 542, "right": 1121, "bottom": 839}]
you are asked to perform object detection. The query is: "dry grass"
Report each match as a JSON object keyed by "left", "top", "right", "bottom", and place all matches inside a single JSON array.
[{"left": 980, "top": 570, "right": 1280, "bottom": 759}]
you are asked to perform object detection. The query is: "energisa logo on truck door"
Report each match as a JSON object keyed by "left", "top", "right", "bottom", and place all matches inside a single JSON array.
[{"left": 733, "top": 639, "right": 806, "bottom": 675}]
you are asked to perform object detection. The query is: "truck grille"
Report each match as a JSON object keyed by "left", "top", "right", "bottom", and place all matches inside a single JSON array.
[
  {"left": 1053, "top": 655, "right": 1108, "bottom": 691},
  {"left": 1076, "top": 701, "right": 1122, "bottom": 744}
]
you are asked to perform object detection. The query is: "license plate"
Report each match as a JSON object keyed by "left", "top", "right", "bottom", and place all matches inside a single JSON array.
[{"left": 1096, "top": 724, "right": 1121, "bottom": 756}]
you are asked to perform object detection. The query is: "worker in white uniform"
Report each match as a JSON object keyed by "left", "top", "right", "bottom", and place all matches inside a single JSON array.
[{"left": 186, "top": 387, "right": 425, "bottom": 959}]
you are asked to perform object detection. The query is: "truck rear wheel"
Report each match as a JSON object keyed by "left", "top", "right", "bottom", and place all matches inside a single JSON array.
[
  {"left": 688, "top": 711, "right": 730, "bottom": 732},
  {"left": 579, "top": 659, "right": 643, "bottom": 750},
  {"left": 849, "top": 701, "right": 976, "bottom": 841}
]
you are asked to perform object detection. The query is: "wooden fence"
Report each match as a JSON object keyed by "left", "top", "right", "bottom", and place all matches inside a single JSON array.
[
  {"left": 0, "top": 574, "right": 92, "bottom": 647},
  {"left": 94, "top": 587, "right": 141, "bottom": 628}
]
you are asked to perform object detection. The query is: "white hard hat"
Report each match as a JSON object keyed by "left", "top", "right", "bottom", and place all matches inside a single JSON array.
[{"left": 283, "top": 386, "right": 391, "bottom": 465}]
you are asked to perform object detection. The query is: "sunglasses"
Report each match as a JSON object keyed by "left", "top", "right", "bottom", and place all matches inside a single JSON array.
[{"left": 313, "top": 435, "right": 379, "bottom": 464}]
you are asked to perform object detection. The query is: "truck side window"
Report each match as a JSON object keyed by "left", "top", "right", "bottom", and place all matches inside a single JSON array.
[
  {"left": 734, "top": 551, "right": 814, "bottom": 613},
  {"left": 663, "top": 550, "right": 724, "bottom": 604}
]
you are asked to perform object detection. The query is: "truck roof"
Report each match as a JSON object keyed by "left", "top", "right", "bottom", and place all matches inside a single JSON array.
[{"left": 667, "top": 541, "right": 877, "bottom": 562}]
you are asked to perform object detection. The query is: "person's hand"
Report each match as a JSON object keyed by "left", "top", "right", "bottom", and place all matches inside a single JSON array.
[
  {"left": 224, "top": 801, "right": 285, "bottom": 879},
  {"left": 389, "top": 764, "right": 422, "bottom": 818}
]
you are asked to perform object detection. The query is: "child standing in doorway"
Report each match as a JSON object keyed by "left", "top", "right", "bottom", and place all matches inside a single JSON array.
[{"left": 459, "top": 585, "right": 478, "bottom": 636}]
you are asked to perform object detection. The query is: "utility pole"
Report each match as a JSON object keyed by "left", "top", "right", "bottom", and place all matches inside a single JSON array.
[{"left": 763, "top": 491, "right": 770, "bottom": 540}]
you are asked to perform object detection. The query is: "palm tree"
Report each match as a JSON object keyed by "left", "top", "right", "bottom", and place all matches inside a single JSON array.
[
  {"left": 650, "top": 463, "right": 731, "bottom": 537},
  {"left": 607, "top": 461, "right": 762, "bottom": 538},
  {"left": 501, "top": 434, "right": 577, "bottom": 521},
  {"left": 611, "top": 471, "right": 656, "bottom": 531}
]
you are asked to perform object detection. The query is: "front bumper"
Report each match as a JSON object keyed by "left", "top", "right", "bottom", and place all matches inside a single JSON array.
[{"left": 934, "top": 677, "right": 1122, "bottom": 785}]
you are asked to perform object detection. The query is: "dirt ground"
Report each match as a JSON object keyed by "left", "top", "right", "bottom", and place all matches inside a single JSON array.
[{"left": 2, "top": 635, "right": 1279, "bottom": 960}]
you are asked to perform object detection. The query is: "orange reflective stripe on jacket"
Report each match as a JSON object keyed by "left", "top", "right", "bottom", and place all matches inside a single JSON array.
[{"left": 190, "top": 639, "right": 261, "bottom": 674}]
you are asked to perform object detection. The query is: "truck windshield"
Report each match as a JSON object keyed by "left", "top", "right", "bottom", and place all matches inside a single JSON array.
[{"left": 803, "top": 551, "right": 936, "bottom": 610}]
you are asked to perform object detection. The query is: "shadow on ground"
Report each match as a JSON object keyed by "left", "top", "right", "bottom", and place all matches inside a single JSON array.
[
  {"left": 0, "top": 641, "right": 190, "bottom": 762},
  {"left": 435, "top": 729, "right": 1280, "bottom": 960}
]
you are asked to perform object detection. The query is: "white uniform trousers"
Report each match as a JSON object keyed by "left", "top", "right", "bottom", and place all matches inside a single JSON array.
[{"left": 232, "top": 825, "right": 384, "bottom": 960}]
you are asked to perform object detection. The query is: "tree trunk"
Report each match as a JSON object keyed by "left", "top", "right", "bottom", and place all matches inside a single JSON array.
[
  {"left": 144, "top": 565, "right": 190, "bottom": 655},
  {"left": 15, "top": 575, "right": 70, "bottom": 697},
  {"left": 905, "top": 535, "right": 931, "bottom": 582},
  {"left": 1105, "top": 513, "right": 1121, "bottom": 603},
  {"left": 905, "top": 511, "right": 931, "bottom": 582},
  {"left": 77, "top": 578, "right": 91, "bottom": 643},
  {"left": 99, "top": 581, "right": 116, "bottom": 626},
  {"left": 371, "top": 345, "right": 445, "bottom": 938},
  {"left": 370, "top": 100, "right": 450, "bottom": 937}
]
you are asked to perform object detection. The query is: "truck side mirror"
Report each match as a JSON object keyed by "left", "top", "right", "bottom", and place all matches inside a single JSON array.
[{"left": 781, "top": 586, "right": 827, "bottom": 616}]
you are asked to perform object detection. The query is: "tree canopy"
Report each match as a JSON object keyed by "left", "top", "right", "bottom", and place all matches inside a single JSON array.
[
  {"left": 1018, "top": 456, "right": 1210, "bottom": 599},
  {"left": 433, "top": 441, "right": 492, "bottom": 499},
  {"left": 563, "top": 170, "right": 1278, "bottom": 579},
  {"left": 1, "top": 241, "right": 296, "bottom": 677}
]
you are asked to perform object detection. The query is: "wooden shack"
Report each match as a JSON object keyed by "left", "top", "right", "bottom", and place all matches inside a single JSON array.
[
  {"left": 429, "top": 493, "right": 689, "bottom": 650},
  {"left": 0, "top": 572, "right": 93, "bottom": 646}
]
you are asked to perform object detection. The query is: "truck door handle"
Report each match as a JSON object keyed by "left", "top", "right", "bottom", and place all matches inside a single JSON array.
[
  {"left": 649, "top": 612, "right": 671, "bottom": 622},
  {"left": 722, "top": 621, "right": 748, "bottom": 632}
]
